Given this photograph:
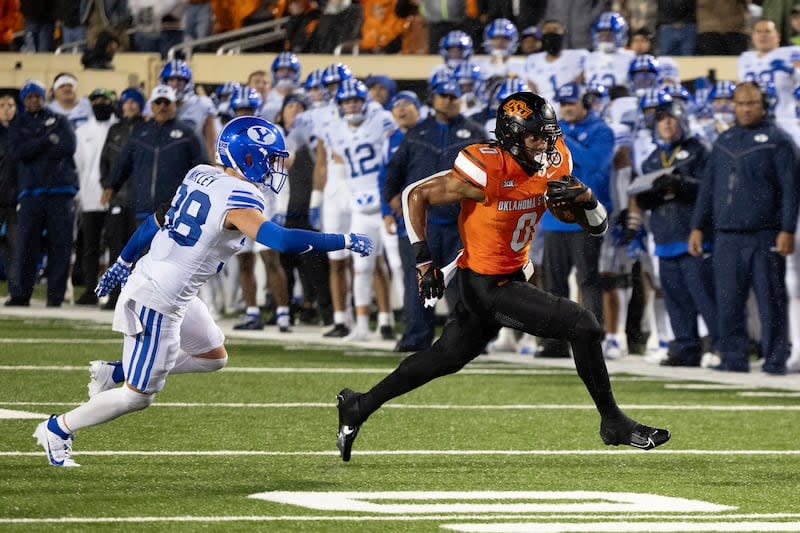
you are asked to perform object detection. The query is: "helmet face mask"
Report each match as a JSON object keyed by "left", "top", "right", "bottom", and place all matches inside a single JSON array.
[
  {"left": 336, "top": 79, "right": 369, "bottom": 125},
  {"left": 495, "top": 92, "right": 561, "bottom": 174},
  {"left": 216, "top": 116, "right": 289, "bottom": 194}
]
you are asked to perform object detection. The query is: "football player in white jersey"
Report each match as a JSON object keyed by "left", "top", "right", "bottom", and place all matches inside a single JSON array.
[
  {"left": 32, "top": 116, "right": 373, "bottom": 467},
  {"left": 582, "top": 12, "right": 635, "bottom": 91},
  {"left": 319, "top": 79, "right": 397, "bottom": 341},
  {"left": 430, "top": 30, "right": 473, "bottom": 80},
  {"left": 228, "top": 86, "right": 292, "bottom": 333},
  {"left": 261, "top": 52, "right": 302, "bottom": 122},
  {"left": 524, "top": 19, "right": 587, "bottom": 103},
  {"left": 474, "top": 18, "right": 526, "bottom": 79},
  {"left": 738, "top": 19, "right": 800, "bottom": 121},
  {"left": 780, "top": 87, "right": 800, "bottom": 372},
  {"left": 160, "top": 60, "right": 217, "bottom": 158}
]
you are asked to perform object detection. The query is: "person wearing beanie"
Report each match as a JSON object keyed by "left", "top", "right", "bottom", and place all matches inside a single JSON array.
[
  {"left": 5, "top": 80, "right": 78, "bottom": 307},
  {"left": 98, "top": 87, "right": 146, "bottom": 310}
]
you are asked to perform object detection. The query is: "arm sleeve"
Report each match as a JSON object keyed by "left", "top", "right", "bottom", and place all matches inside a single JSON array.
[
  {"left": 119, "top": 214, "right": 159, "bottom": 263},
  {"left": 255, "top": 220, "right": 346, "bottom": 254}
]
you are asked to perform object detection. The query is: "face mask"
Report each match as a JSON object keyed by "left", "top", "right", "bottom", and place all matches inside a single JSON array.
[
  {"left": 92, "top": 103, "right": 115, "bottom": 121},
  {"left": 541, "top": 33, "right": 564, "bottom": 56}
]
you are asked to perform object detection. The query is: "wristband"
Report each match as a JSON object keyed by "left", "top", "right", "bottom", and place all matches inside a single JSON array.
[
  {"left": 343, "top": 233, "right": 352, "bottom": 249},
  {"left": 412, "top": 241, "right": 432, "bottom": 264}
]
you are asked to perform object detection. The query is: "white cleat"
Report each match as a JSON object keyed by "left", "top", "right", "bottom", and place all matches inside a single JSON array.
[
  {"left": 603, "top": 338, "right": 626, "bottom": 360},
  {"left": 643, "top": 341, "right": 670, "bottom": 364},
  {"left": 700, "top": 351, "right": 722, "bottom": 369},
  {"left": 786, "top": 354, "right": 800, "bottom": 374},
  {"left": 33, "top": 417, "right": 80, "bottom": 467},
  {"left": 488, "top": 328, "right": 518, "bottom": 353},
  {"left": 343, "top": 328, "right": 371, "bottom": 342},
  {"left": 88, "top": 360, "right": 119, "bottom": 399},
  {"left": 517, "top": 334, "right": 538, "bottom": 355}
]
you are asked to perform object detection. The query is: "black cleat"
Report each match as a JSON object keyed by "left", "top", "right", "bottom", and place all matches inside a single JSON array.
[
  {"left": 600, "top": 418, "right": 671, "bottom": 450},
  {"left": 324, "top": 323, "right": 350, "bottom": 338},
  {"left": 379, "top": 325, "right": 396, "bottom": 340},
  {"left": 234, "top": 315, "right": 264, "bottom": 330},
  {"left": 336, "top": 388, "right": 362, "bottom": 462}
]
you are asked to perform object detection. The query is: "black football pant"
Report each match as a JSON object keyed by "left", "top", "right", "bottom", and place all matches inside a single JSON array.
[{"left": 357, "top": 267, "right": 624, "bottom": 423}]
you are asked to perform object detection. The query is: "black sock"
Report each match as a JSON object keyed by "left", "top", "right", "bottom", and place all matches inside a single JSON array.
[{"left": 571, "top": 338, "right": 625, "bottom": 422}]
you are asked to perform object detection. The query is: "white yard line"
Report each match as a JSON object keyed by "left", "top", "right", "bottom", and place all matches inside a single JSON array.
[
  {"left": 1, "top": 400, "right": 798, "bottom": 411},
  {"left": 1, "top": 514, "right": 800, "bottom": 525},
  {"left": 5, "top": 449, "right": 800, "bottom": 457}
]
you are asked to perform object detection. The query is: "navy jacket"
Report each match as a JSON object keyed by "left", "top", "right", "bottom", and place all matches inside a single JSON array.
[
  {"left": 10, "top": 107, "right": 78, "bottom": 198},
  {"left": 108, "top": 118, "right": 206, "bottom": 217},
  {"left": 638, "top": 135, "right": 708, "bottom": 257},
  {"left": 383, "top": 114, "right": 486, "bottom": 225},
  {"left": 0, "top": 120, "right": 17, "bottom": 207},
  {"left": 541, "top": 111, "right": 614, "bottom": 232},
  {"left": 691, "top": 119, "right": 800, "bottom": 234}
]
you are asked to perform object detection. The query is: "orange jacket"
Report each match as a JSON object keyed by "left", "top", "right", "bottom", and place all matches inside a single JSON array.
[
  {"left": 0, "top": 0, "right": 21, "bottom": 45},
  {"left": 360, "top": 0, "right": 407, "bottom": 51},
  {"left": 211, "top": 0, "right": 285, "bottom": 33}
]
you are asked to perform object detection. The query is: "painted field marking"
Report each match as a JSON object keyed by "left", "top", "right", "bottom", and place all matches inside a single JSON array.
[
  {"left": 6, "top": 450, "right": 800, "bottom": 458},
  {"left": 0, "top": 338, "right": 120, "bottom": 344},
  {"left": 0, "top": 365, "right": 573, "bottom": 376},
  {"left": 442, "top": 522, "right": 800, "bottom": 532},
  {"left": 739, "top": 392, "right": 800, "bottom": 398},
  {"left": 248, "top": 491, "right": 734, "bottom": 514},
  {"left": 664, "top": 384, "right": 747, "bottom": 390},
  {"left": 0, "top": 408, "right": 47, "bottom": 420},
  {"left": 3, "top": 515, "right": 797, "bottom": 525},
  {"left": 2, "top": 400, "right": 800, "bottom": 411}
]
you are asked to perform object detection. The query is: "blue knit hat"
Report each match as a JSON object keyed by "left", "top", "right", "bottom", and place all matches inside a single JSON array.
[
  {"left": 119, "top": 87, "right": 145, "bottom": 109},
  {"left": 390, "top": 90, "right": 421, "bottom": 109},
  {"left": 19, "top": 80, "right": 46, "bottom": 103}
]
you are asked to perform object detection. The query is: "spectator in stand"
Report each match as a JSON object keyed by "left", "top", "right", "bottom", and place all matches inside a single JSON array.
[
  {"left": 101, "top": 85, "right": 205, "bottom": 224},
  {"left": 360, "top": 0, "right": 406, "bottom": 54},
  {"left": 21, "top": 0, "right": 55, "bottom": 51},
  {"left": 629, "top": 26, "right": 654, "bottom": 55},
  {"left": 544, "top": 0, "right": 611, "bottom": 50},
  {"left": 211, "top": 0, "right": 258, "bottom": 33},
  {"left": 130, "top": 1, "right": 186, "bottom": 58},
  {"left": 6, "top": 80, "right": 77, "bottom": 308},
  {"left": 99, "top": 87, "right": 145, "bottom": 311},
  {"left": 311, "top": 0, "right": 363, "bottom": 53},
  {"left": 0, "top": 0, "right": 20, "bottom": 51},
  {"left": 184, "top": 0, "right": 212, "bottom": 43},
  {"left": 81, "top": 0, "right": 130, "bottom": 51},
  {"left": 484, "top": 0, "right": 545, "bottom": 32},
  {"left": 617, "top": 0, "right": 658, "bottom": 34},
  {"left": 397, "top": 0, "right": 481, "bottom": 55},
  {"left": 283, "top": 0, "right": 320, "bottom": 53},
  {"left": 0, "top": 91, "right": 16, "bottom": 282},
  {"left": 73, "top": 88, "right": 118, "bottom": 306},
  {"left": 47, "top": 73, "right": 93, "bottom": 130},
  {"left": 394, "top": 0, "right": 428, "bottom": 54},
  {"left": 695, "top": 0, "right": 749, "bottom": 55},
  {"left": 656, "top": 0, "right": 695, "bottom": 56},
  {"left": 55, "top": 1, "right": 85, "bottom": 51},
  {"left": 81, "top": 30, "right": 120, "bottom": 70}
]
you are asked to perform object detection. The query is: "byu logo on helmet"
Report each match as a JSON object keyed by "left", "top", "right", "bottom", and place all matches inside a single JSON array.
[{"left": 248, "top": 125, "right": 277, "bottom": 145}]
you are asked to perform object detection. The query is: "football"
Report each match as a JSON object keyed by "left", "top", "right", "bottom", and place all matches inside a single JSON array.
[{"left": 545, "top": 176, "right": 589, "bottom": 225}]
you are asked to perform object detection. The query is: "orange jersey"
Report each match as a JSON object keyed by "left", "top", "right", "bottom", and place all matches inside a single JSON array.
[{"left": 452, "top": 138, "right": 573, "bottom": 275}]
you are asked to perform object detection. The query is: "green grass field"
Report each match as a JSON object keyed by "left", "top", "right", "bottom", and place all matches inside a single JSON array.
[{"left": 2, "top": 315, "right": 800, "bottom": 532}]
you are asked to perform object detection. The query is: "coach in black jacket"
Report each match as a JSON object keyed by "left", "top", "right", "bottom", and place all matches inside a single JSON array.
[
  {"left": 383, "top": 78, "right": 485, "bottom": 351},
  {"left": 6, "top": 80, "right": 77, "bottom": 307}
]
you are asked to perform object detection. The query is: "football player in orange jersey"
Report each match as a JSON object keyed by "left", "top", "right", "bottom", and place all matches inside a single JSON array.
[{"left": 335, "top": 92, "right": 671, "bottom": 462}]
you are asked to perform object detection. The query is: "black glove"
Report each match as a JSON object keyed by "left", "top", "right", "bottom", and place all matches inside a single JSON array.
[
  {"left": 416, "top": 264, "right": 445, "bottom": 303},
  {"left": 546, "top": 175, "right": 590, "bottom": 208},
  {"left": 653, "top": 174, "right": 680, "bottom": 192}
]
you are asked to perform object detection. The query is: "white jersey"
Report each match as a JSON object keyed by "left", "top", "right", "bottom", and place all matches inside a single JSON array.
[
  {"left": 259, "top": 88, "right": 286, "bottom": 123},
  {"left": 608, "top": 121, "right": 633, "bottom": 215},
  {"left": 321, "top": 106, "right": 396, "bottom": 214},
  {"left": 123, "top": 164, "right": 262, "bottom": 316},
  {"left": 632, "top": 127, "right": 657, "bottom": 177},
  {"left": 472, "top": 54, "right": 526, "bottom": 79},
  {"left": 524, "top": 49, "right": 588, "bottom": 102},
  {"left": 738, "top": 46, "right": 800, "bottom": 120},
  {"left": 47, "top": 97, "right": 93, "bottom": 130},
  {"left": 288, "top": 101, "right": 337, "bottom": 156},
  {"left": 177, "top": 93, "right": 216, "bottom": 143},
  {"left": 583, "top": 49, "right": 635, "bottom": 90}
]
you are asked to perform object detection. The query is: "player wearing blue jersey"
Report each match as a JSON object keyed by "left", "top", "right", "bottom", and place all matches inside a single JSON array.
[{"left": 32, "top": 116, "right": 373, "bottom": 467}]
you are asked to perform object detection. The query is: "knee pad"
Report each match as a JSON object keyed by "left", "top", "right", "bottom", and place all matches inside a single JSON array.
[
  {"left": 121, "top": 385, "right": 155, "bottom": 411},
  {"left": 571, "top": 308, "right": 605, "bottom": 343},
  {"left": 196, "top": 355, "right": 228, "bottom": 372}
]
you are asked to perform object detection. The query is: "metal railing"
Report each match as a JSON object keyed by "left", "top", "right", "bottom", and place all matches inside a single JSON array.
[
  {"left": 167, "top": 17, "right": 289, "bottom": 60},
  {"left": 215, "top": 19, "right": 288, "bottom": 55}
]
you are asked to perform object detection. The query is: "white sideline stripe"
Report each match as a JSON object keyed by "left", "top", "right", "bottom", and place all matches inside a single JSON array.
[
  {"left": 0, "top": 365, "right": 573, "bottom": 376},
  {"left": 1, "top": 400, "right": 798, "bottom": 411},
  {"left": 739, "top": 392, "right": 800, "bottom": 398},
  {"left": 664, "top": 384, "right": 746, "bottom": 390},
  {"left": 444, "top": 522, "right": 800, "bottom": 532},
  {"left": 0, "top": 338, "right": 119, "bottom": 344},
  {"left": 2, "top": 515, "right": 800, "bottom": 525},
  {"left": 2, "top": 515, "right": 799, "bottom": 525},
  {"left": 5, "top": 449, "right": 800, "bottom": 457}
]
